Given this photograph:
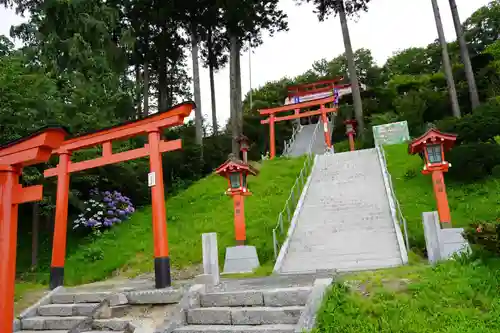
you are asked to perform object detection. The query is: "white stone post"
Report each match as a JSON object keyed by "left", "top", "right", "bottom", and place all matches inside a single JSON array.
[{"left": 202, "top": 233, "right": 220, "bottom": 286}]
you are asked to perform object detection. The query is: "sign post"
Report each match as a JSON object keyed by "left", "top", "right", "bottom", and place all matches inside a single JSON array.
[{"left": 372, "top": 121, "right": 410, "bottom": 146}]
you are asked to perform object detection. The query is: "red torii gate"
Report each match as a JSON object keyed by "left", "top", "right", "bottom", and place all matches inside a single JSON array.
[
  {"left": 44, "top": 102, "right": 194, "bottom": 290},
  {"left": 0, "top": 127, "right": 68, "bottom": 333},
  {"left": 287, "top": 77, "right": 344, "bottom": 100},
  {"left": 259, "top": 96, "right": 338, "bottom": 159}
]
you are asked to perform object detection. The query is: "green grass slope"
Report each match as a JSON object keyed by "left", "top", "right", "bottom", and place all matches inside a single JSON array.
[
  {"left": 313, "top": 145, "right": 500, "bottom": 333},
  {"left": 384, "top": 144, "right": 500, "bottom": 253},
  {"left": 60, "top": 156, "right": 305, "bottom": 285}
]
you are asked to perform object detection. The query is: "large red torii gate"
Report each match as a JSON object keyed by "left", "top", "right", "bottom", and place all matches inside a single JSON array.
[{"left": 43, "top": 102, "right": 194, "bottom": 290}]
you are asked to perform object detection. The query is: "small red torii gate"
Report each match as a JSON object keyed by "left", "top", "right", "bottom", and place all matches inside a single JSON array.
[
  {"left": 43, "top": 102, "right": 194, "bottom": 290},
  {"left": 259, "top": 96, "right": 338, "bottom": 159}
]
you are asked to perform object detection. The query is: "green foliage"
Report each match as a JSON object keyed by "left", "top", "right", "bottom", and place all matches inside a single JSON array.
[
  {"left": 464, "top": 222, "right": 500, "bottom": 255},
  {"left": 384, "top": 144, "right": 500, "bottom": 255},
  {"left": 447, "top": 143, "right": 500, "bottom": 181},
  {"left": 313, "top": 258, "right": 500, "bottom": 333}
]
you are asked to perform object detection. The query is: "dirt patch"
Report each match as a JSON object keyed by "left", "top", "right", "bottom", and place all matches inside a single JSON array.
[
  {"left": 14, "top": 288, "right": 48, "bottom": 316},
  {"left": 344, "top": 277, "right": 411, "bottom": 297},
  {"left": 121, "top": 303, "right": 180, "bottom": 331}
]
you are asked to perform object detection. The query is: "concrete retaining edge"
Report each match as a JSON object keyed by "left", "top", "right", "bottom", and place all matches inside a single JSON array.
[
  {"left": 294, "top": 278, "right": 332, "bottom": 332},
  {"left": 18, "top": 285, "right": 64, "bottom": 320},
  {"left": 155, "top": 284, "right": 204, "bottom": 333},
  {"left": 273, "top": 154, "right": 319, "bottom": 274},
  {"left": 375, "top": 146, "right": 409, "bottom": 265}
]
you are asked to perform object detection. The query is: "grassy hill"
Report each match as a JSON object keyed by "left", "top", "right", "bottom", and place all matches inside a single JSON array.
[
  {"left": 384, "top": 144, "right": 500, "bottom": 253},
  {"left": 314, "top": 144, "right": 500, "bottom": 333},
  {"left": 32, "top": 156, "right": 305, "bottom": 286}
]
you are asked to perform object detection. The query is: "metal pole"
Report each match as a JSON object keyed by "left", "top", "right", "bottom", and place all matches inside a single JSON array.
[{"left": 249, "top": 43, "right": 253, "bottom": 111}]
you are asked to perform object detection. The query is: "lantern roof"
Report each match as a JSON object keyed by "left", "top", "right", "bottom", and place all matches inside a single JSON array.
[
  {"left": 408, "top": 128, "right": 457, "bottom": 155},
  {"left": 236, "top": 135, "right": 250, "bottom": 144},
  {"left": 215, "top": 154, "right": 258, "bottom": 177},
  {"left": 344, "top": 119, "right": 357, "bottom": 125}
]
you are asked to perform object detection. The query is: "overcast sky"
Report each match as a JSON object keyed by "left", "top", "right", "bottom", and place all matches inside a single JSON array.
[{"left": 0, "top": 0, "right": 490, "bottom": 127}]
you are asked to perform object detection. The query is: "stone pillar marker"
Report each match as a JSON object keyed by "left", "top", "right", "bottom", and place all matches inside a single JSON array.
[
  {"left": 202, "top": 233, "right": 219, "bottom": 285},
  {"left": 422, "top": 211, "right": 470, "bottom": 264}
]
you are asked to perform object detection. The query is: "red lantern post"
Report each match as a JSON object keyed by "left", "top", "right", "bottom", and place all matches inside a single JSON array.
[
  {"left": 344, "top": 119, "right": 357, "bottom": 151},
  {"left": 409, "top": 128, "right": 457, "bottom": 228},
  {"left": 215, "top": 155, "right": 258, "bottom": 245},
  {"left": 237, "top": 135, "right": 250, "bottom": 163}
]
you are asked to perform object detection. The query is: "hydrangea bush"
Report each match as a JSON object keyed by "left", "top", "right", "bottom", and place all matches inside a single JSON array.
[{"left": 73, "top": 189, "right": 135, "bottom": 230}]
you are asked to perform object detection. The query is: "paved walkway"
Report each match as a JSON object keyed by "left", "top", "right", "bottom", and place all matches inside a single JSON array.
[{"left": 277, "top": 149, "right": 406, "bottom": 274}]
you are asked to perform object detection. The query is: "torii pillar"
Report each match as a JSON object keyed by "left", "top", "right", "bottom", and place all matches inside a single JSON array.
[{"left": 0, "top": 128, "right": 68, "bottom": 333}]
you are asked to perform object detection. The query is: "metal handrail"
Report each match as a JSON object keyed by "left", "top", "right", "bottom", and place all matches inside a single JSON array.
[
  {"left": 272, "top": 120, "right": 321, "bottom": 259},
  {"left": 377, "top": 145, "right": 410, "bottom": 251},
  {"left": 283, "top": 122, "right": 303, "bottom": 156}
]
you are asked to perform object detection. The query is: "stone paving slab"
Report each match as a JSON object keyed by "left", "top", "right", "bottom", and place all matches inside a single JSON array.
[
  {"left": 174, "top": 324, "right": 295, "bottom": 333},
  {"left": 126, "top": 288, "right": 183, "bottom": 304},
  {"left": 37, "top": 303, "right": 98, "bottom": 317},
  {"left": 21, "top": 316, "right": 86, "bottom": 330},
  {"left": 51, "top": 291, "right": 112, "bottom": 304},
  {"left": 231, "top": 306, "right": 303, "bottom": 325}
]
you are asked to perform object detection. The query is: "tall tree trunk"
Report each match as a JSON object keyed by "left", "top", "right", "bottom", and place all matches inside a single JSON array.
[
  {"left": 209, "top": 62, "right": 217, "bottom": 135},
  {"left": 143, "top": 60, "right": 149, "bottom": 118},
  {"left": 191, "top": 27, "right": 203, "bottom": 146},
  {"left": 207, "top": 29, "right": 218, "bottom": 135},
  {"left": 338, "top": 0, "right": 364, "bottom": 138},
  {"left": 31, "top": 203, "right": 39, "bottom": 268},
  {"left": 135, "top": 64, "right": 142, "bottom": 118},
  {"left": 229, "top": 33, "right": 240, "bottom": 155},
  {"left": 158, "top": 51, "right": 168, "bottom": 111},
  {"left": 431, "top": 0, "right": 461, "bottom": 118},
  {"left": 235, "top": 42, "right": 243, "bottom": 136},
  {"left": 448, "top": 0, "right": 480, "bottom": 109}
]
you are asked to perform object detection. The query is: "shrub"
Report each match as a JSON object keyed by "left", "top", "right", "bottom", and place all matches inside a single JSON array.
[
  {"left": 464, "top": 222, "right": 500, "bottom": 255},
  {"left": 447, "top": 143, "right": 500, "bottom": 181},
  {"left": 73, "top": 189, "right": 135, "bottom": 230},
  {"left": 439, "top": 99, "right": 500, "bottom": 144}
]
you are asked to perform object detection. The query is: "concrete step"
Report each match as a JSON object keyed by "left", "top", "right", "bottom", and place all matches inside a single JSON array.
[
  {"left": 280, "top": 256, "right": 403, "bottom": 274},
  {"left": 187, "top": 306, "right": 303, "bottom": 325},
  {"left": 200, "top": 287, "right": 311, "bottom": 308},
  {"left": 174, "top": 324, "right": 295, "bottom": 333},
  {"left": 21, "top": 316, "right": 86, "bottom": 330},
  {"left": 20, "top": 331, "right": 124, "bottom": 333},
  {"left": 38, "top": 303, "right": 99, "bottom": 316},
  {"left": 51, "top": 291, "right": 112, "bottom": 304},
  {"left": 21, "top": 316, "right": 129, "bottom": 331}
]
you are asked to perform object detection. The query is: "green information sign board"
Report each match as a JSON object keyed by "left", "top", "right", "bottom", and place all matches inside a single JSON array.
[{"left": 372, "top": 121, "right": 410, "bottom": 146}]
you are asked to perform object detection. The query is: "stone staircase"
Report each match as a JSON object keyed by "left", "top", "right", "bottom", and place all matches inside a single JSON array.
[
  {"left": 18, "top": 290, "right": 133, "bottom": 332},
  {"left": 287, "top": 120, "right": 333, "bottom": 157},
  {"left": 173, "top": 286, "right": 313, "bottom": 333},
  {"left": 275, "top": 148, "right": 408, "bottom": 274}
]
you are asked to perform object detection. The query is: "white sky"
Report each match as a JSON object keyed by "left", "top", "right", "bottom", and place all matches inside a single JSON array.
[{"left": 0, "top": 0, "right": 490, "bottom": 127}]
